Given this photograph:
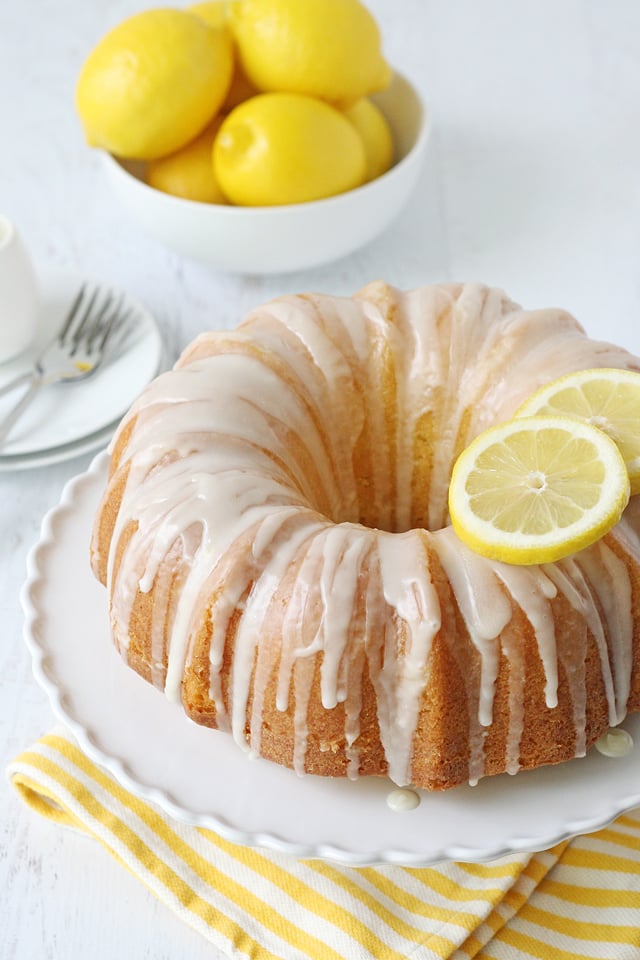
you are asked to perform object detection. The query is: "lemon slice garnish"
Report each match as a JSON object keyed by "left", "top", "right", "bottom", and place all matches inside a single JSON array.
[
  {"left": 515, "top": 368, "right": 640, "bottom": 495},
  {"left": 448, "top": 415, "right": 630, "bottom": 565}
]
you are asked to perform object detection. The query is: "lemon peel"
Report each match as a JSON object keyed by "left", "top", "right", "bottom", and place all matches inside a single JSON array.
[
  {"left": 76, "top": 9, "right": 233, "bottom": 160},
  {"left": 228, "top": 0, "right": 391, "bottom": 104},
  {"left": 213, "top": 92, "right": 367, "bottom": 206},
  {"left": 343, "top": 98, "right": 394, "bottom": 181},
  {"left": 187, "top": 1, "right": 257, "bottom": 110},
  {"left": 146, "top": 117, "right": 226, "bottom": 204}
]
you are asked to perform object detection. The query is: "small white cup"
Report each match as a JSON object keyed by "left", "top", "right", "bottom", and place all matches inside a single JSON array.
[{"left": 0, "top": 216, "right": 39, "bottom": 363}]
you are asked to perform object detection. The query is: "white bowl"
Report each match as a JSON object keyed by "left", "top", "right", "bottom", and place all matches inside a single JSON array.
[{"left": 102, "top": 72, "right": 429, "bottom": 274}]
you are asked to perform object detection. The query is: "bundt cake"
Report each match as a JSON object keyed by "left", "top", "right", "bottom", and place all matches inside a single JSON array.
[{"left": 90, "top": 281, "right": 640, "bottom": 791}]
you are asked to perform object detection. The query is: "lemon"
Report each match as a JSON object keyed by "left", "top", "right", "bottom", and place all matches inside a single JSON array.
[
  {"left": 516, "top": 368, "right": 640, "bottom": 495},
  {"left": 448, "top": 416, "right": 630, "bottom": 565},
  {"left": 343, "top": 98, "right": 394, "bottom": 182},
  {"left": 76, "top": 9, "right": 233, "bottom": 160},
  {"left": 213, "top": 92, "right": 367, "bottom": 205},
  {"left": 188, "top": 1, "right": 258, "bottom": 110},
  {"left": 146, "top": 117, "right": 226, "bottom": 203},
  {"left": 228, "top": 0, "right": 391, "bottom": 104},
  {"left": 187, "top": 2, "right": 228, "bottom": 29}
]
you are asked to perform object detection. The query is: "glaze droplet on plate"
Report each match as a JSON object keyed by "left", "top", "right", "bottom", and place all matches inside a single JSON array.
[
  {"left": 386, "top": 788, "right": 420, "bottom": 812},
  {"left": 595, "top": 727, "right": 634, "bottom": 758}
]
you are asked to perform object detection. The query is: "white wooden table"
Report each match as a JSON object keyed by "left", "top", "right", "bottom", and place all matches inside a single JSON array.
[{"left": 2, "top": 1, "right": 640, "bottom": 956}]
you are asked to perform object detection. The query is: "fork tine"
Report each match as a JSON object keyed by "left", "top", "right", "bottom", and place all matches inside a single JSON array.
[
  {"left": 96, "top": 300, "right": 133, "bottom": 354},
  {"left": 67, "top": 286, "right": 101, "bottom": 349},
  {"left": 56, "top": 285, "right": 86, "bottom": 343},
  {"left": 80, "top": 292, "right": 116, "bottom": 354},
  {"left": 79, "top": 292, "right": 128, "bottom": 359},
  {"left": 63, "top": 283, "right": 138, "bottom": 373},
  {"left": 98, "top": 308, "right": 138, "bottom": 362}
]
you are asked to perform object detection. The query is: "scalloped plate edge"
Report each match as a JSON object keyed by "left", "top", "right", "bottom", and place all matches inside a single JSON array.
[{"left": 19, "top": 452, "right": 640, "bottom": 865}]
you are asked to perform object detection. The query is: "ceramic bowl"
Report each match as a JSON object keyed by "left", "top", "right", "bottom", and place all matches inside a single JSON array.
[{"left": 102, "top": 72, "right": 429, "bottom": 274}]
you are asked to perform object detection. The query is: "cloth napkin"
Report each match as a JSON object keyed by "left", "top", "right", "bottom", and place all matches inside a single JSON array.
[{"left": 8, "top": 728, "right": 640, "bottom": 960}]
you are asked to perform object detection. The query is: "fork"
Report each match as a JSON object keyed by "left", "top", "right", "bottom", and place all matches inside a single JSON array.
[{"left": 0, "top": 284, "right": 134, "bottom": 448}]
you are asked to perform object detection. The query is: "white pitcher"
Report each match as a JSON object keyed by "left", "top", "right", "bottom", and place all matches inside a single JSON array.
[{"left": 0, "top": 216, "right": 39, "bottom": 363}]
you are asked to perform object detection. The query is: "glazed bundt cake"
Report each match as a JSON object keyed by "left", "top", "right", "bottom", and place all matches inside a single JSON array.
[{"left": 91, "top": 281, "right": 640, "bottom": 791}]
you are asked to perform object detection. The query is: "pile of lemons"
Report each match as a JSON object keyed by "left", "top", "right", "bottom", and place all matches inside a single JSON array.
[{"left": 75, "top": 0, "right": 395, "bottom": 207}]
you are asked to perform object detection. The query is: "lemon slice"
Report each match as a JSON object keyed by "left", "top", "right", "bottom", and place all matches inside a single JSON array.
[
  {"left": 448, "top": 416, "right": 630, "bottom": 564},
  {"left": 516, "top": 368, "right": 640, "bottom": 495}
]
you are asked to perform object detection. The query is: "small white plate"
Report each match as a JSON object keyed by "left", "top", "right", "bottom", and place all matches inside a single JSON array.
[
  {"left": 0, "top": 423, "right": 114, "bottom": 472},
  {"left": 22, "top": 453, "right": 640, "bottom": 866},
  {"left": 0, "top": 272, "right": 163, "bottom": 456}
]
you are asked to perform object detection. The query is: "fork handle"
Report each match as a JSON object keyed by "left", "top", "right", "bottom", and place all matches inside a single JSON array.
[
  {"left": 0, "top": 370, "right": 35, "bottom": 398},
  {"left": 0, "top": 377, "right": 43, "bottom": 448}
]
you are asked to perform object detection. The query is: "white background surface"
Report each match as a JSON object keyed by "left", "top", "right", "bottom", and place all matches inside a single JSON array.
[{"left": 2, "top": 1, "right": 640, "bottom": 957}]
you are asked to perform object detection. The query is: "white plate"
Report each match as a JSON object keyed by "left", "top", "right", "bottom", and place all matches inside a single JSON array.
[
  {"left": 0, "top": 272, "right": 163, "bottom": 456},
  {"left": 23, "top": 452, "right": 640, "bottom": 866},
  {"left": 0, "top": 425, "right": 114, "bottom": 472}
]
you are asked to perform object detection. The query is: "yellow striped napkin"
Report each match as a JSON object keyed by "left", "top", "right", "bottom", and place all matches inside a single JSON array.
[{"left": 8, "top": 728, "right": 640, "bottom": 960}]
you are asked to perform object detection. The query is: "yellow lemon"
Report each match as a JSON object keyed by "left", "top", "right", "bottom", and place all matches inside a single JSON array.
[
  {"left": 188, "top": 1, "right": 258, "bottom": 110},
  {"left": 146, "top": 117, "right": 226, "bottom": 203},
  {"left": 76, "top": 9, "right": 233, "bottom": 160},
  {"left": 343, "top": 97, "right": 394, "bottom": 181},
  {"left": 448, "top": 415, "right": 630, "bottom": 565},
  {"left": 515, "top": 368, "right": 640, "bottom": 495},
  {"left": 213, "top": 92, "right": 367, "bottom": 206},
  {"left": 228, "top": 0, "right": 391, "bottom": 104},
  {"left": 187, "top": 2, "right": 228, "bottom": 29}
]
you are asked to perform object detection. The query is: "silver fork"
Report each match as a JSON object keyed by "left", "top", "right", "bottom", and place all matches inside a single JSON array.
[{"left": 0, "top": 284, "right": 134, "bottom": 447}]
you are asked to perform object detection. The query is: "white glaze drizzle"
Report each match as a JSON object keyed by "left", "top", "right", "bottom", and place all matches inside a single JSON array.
[
  {"left": 577, "top": 542, "right": 633, "bottom": 722},
  {"left": 543, "top": 558, "right": 618, "bottom": 727},
  {"left": 376, "top": 531, "right": 441, "bottom": 785},
  {"left": 433, "top": 530, "right": 510, "bottom": 729},
  {"left": 98, "top": 281, "right": 640, "bottom": 788}
]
